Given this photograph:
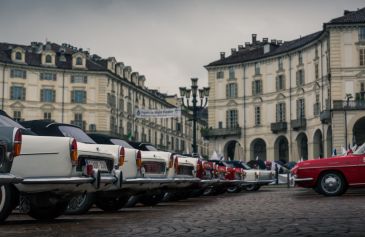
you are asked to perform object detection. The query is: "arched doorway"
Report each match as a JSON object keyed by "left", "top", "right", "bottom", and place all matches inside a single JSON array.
[
  {"left": 353, "top": 117, "right": 365, "bottom": 146},
  {"left": 313, "top": 129, "right": 323, "bottom": 158},
  {"left": 326, "top": 126, "right": 332, "bottom": 157},
  {"left": 274, "top": 136, "right": 289, "bottom": 163},
  {"left": 296, "top": 133, "right": 308, "bottom": 160},
  {"left": 224, "top": 140, "right": 239, "bottom": 160},
  {"left": 250, "top": 138, "right": 267, "bottom": 161}
]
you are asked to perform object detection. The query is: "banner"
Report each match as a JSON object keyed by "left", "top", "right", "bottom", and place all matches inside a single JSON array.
[{"left": 135, "top": 108, "right": 181, "bottom": 118}]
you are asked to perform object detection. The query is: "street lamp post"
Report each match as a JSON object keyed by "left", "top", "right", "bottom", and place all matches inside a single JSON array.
[
  {"left": 179, "top": 78, "right": 209, "bottom": 155},
  {"left": 344, "top": 93, "right": 353, "bottom": 148}
]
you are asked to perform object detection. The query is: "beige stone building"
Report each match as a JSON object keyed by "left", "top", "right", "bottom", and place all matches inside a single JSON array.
[
  {"left": 205, "top": 8, "right": 365, "bottom": 162},
  {"left": 0, "top": 42, "right": 208, "bottom": 156}
]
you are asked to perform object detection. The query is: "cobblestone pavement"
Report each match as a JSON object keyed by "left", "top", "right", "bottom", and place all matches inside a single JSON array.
[{"left": 1, "top": 186, "right": 365, "bottom": 237}]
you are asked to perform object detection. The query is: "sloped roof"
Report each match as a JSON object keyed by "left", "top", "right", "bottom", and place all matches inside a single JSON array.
[{"left": 328, "top": 7, "right": 365, "bottom": 24}]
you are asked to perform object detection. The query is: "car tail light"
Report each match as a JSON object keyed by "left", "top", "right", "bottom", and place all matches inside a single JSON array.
[
  {"left": 196, "top": 159, "right": 203, "bottom": 178},
  {"left": 118, "top": 147, "right": 125, "bottom": 166},
  {"left": 85, "top": 164, "right": 93, "bottom": 176},
  {"left": 70, "top": 139, "right": 78, "bottom": 165},
  {"left": 13, "top": 128, "right": 22, "bottom": 157},
  {"left": 169, "top": 154, "right": 174, "bottom": 168},
  {"left": 174, "top": 157, "right": 179, "bottom": 173},
  {"left": 136, "top": 150, "right": 142, "bottom": 169}
]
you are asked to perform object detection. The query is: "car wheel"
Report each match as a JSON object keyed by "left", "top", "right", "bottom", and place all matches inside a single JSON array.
[
  {"left": 65, "top": 193, "right": 95, "bottom": 215},
  {"left": 28, "top": 200, "right": 68, "bottom": 220},
  {"left": 139, "top": 192, "right": 165, "bottom": 206},
  {"left": 203, "top": 187, "right": 214, "bottom": 196},
  {"left": 245, "top": 184, "right": 258, "bottom": 191},
  {"left": 0, "top": 185, "right": 17, "bottom": 222},
  {"left": 226, "top": 186, "right": 241, "bottom": 193},
  {"left": 95, "top": 195, "right": 130, "bottom": 212},
  {"left": 317, "top": 172, "right": 346, "bottom": 197},
  {"left": 253, "top": 185, "right": 261, "bottom": 191}
]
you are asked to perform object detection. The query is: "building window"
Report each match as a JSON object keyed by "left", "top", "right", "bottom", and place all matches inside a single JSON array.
[
  {"left": 71, "top": 90, "right": 86, "bottom": 103},
  {"left": 45, "top": 55, "right": 52, "bottom": 63},
  {"left": 255, "top": 62, "right": 260, "bottom": 75},
  {"left": 359, "top": 27, "right": 365, "bottom": 41},
  {"left": 226, "top": 83, "right": 238, "bottom": 98},
  {"left": 314, "top": 94, "right": 320, "bottom": 116},
  {"left": 228, "top": 67, "right": 235, "bottom": 79},
  {"left": 72, "top": 113, "right": 85, "bottom": 130},
  {"left": 44, "top": 112, "right": 52, "bottom": 120},
  {"left": 255, "top": 106, "right": 261, "bottom": 126},
  {"left": 276, "top": 102, "right": 286, "bottom": 122},
  {"left": 107, "top": 93, "right": 116, "bottom": 108},
  {"left": 40, "top": 72, "right": 56, "bottom": 81},
  {"left": 278, "top": 57, "right": 283, "bottom": 70},
  {"left": 315, "top": 46, "right": 319, "bottom": 58},
  {"left": 119, "top": 99, "right": 124, "bottom": 112},
  {"left": 216, "top": 71, "right": 224, "bottom": 79},
  {"left": 89, "top": 124, "right": 96, "bottom": 132},
  {"left": 13, "top": 111, "right": 22, "bottom": 122},
  {"left": 110, "top": 116, "right": 116, "bottom": 132},
  {"left": 10, "top": 69, "right": 26, "bottom": 79},
  {"left": 298, "top": 51, "right": 303, "bottom": 65},
  {"left": 226, "top": 109, "right": 238, "bottom": 128},
  {"left": 276, "top": 75, "right": 285, "bottom": 91},
  {"left": 218, "top": 121, "right": 223, "bottom": 128},
  {"left": 360, "top": 48, "right": 365, "bottom": 66},
  {"left": 296, "top": 98, "right": 305, "bottom": 119},
  {"left": 315, "top": 64, "right": 319, "bottom": 79},
  {"left": 10, "top": 86, "right": 26, "bottom": 100},
  {"left": 296, "top": 69, "right": 305, "bottom": 86},
  {"left": 252, "top": 79, "right": 262, "bottom": 95},
  {"left": 40, "top": 89, "right": 56, "bottom": 102},
  {"left": 127, "top": 102, "right": 132, "bottom": 114},
  {"left": 15, "top": 52, "right": 22, "bottom": 60},
  {"left": 76, "top": 57, "right": 83, "bottom": 65},
  {"left": 71, "top": 75, "right": 87, "bottom": 83}
]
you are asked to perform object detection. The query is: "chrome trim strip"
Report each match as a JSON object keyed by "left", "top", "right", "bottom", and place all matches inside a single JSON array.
[
  {"left": 349, "top": 182, "right": 365, "bottom": 186},
  {"left": 21, "top": 176, "right": 94, "bottom": 184},
  {"left": 293, "top": 177, "right": 314, "bottom": 182},
  {"left": 299, "top": 164, "right": 365, "bottom": 170},
  {"left": 0, "top": 174, "right": 23, "bottom": 184},
  {"left": 20, "top": 152, "right": 59, "bottom": 156}
]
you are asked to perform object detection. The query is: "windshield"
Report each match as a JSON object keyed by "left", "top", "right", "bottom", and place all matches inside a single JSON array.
[
  {"left": 222, "top": 162, "right": 235, "bottom": 168},
  {"left": 58, "top": 125, "right": 96, "bottom": 144},
  {"left": 145, "top": 145, "right": 158, "bottom": 151},
  {"left": 354, "top": 143, "right": 365, "bottom": 155},
  {"left": 110, "top": 139, "right": 134, "bottom": 148},
  {"left": 240, "top": 162, "right": 252, "bottom": 170},
  {"left": 0, "top": 115, "right": 25, "bottom": 129}
]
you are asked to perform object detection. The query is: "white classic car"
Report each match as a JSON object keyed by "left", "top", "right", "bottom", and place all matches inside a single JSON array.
[
  {"left": 0, "top": 111, "right": 117, "bottom": 220},
  {"left": 236, "top": 161, "right": 275, "bottom": 191},
  {"left": 0, "top": 126, "right": 23, "bottom": 222}
]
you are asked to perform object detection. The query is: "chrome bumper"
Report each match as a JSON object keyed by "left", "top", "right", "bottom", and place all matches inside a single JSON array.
[
  {"left": 0, "top": 174, "right": 23, "bottom": 184},
  {"left": 290, "top": 176, "right": 314, "bottom": 187},
  {"left": 243, "top": 179, "right": 275, "bottom": 185},
  {"left": 123, "top": 177, "right": 201, "bottom": 185}
]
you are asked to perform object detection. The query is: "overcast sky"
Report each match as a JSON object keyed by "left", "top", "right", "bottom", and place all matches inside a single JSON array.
[{"left": 0, "top": 0, "right": 364, "bottom": 95}]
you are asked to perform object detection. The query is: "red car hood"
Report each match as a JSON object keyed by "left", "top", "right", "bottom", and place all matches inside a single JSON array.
[{"left": 297, "top": 155, "right": 360, "bottom": 168}]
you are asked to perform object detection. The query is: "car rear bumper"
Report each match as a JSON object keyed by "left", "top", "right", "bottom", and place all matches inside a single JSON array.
[
  {"left": 0, "top": 173, "right": 23, "bottom": 184},
  {"left": 243, "top": 179, "right": 275, "bottom": 185}
]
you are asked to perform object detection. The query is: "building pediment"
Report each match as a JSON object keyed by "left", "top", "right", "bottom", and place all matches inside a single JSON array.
[
  {"left": 296, "top": 88, "right": 305, "bottom": 95},
  {"left": 226, "top": 100, "right": 238, "bottom": 107},
  {"left": 40, "top": 104, "right": 56, "bottom": 110},
  {"left": 356, "top": 70, "right": 365, "bottom": 78},
  {"left": 71, "top": 105, "right": 86, "bottom": 113},
  {"left": 276, "top": 93, "right": 286, "bottom": 100},
  {"left": 253, "top": 97, "right": 263, "bottom": 103},
  {"left": 9, "top": 101, "right": 25, "bottom": 109}
]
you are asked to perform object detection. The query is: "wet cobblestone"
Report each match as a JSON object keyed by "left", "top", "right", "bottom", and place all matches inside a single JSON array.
[{"left": 1, "top": 186, "right": 365, "bottom": 236}]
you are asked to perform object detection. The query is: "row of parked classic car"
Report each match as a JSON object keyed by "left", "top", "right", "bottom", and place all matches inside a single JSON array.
[{"left": 0, "top": 110, "right": 275, "bottom": 222}]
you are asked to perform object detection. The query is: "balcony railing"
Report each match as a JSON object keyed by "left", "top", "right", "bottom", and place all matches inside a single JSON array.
[
  {"left": 291, "top": 118, "right": 306, "bottom": 130},
  {"left": 333, "top": 100, "right": 365, "bottom": 110},
  {"left": 320, "top": 110, "right": 331, "bottom": 124},
  {"left": 271, "top": 122, "right": 287, "bottom": 133},
  {"left": 202, "top": 127, "right": 241, "bottom": 139}
]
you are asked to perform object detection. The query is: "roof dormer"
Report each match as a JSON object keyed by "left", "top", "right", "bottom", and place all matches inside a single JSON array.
[
  {"left": 107, "top": 57, "right": 117, "bottom": 73},
  {"left": 41, "top": 50, "right": 56, "bottom": 67},
  {"left": 123, "top": 66, "right": 132, "bottom": 81},
  {"left": 138, "top": 75, "right": 146, "bottom": 88},
  {"left": 115, "top": 62, "right": 124, "bottom": 77},
  {"left": 72, "top": 52, "right": 86, "bottom": 69},
  {"left": 131, "top": 72, "right": 139, "bottom": 85},
  {"left": 11, "top": 47, "right": 26, "bottom": 64}
]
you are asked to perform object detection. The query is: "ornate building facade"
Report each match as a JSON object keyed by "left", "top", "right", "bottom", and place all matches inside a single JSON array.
[
  {"left": 0, "top": 42, "right": 208, "bottom": 156},
  {"left": 205, "top": 8, "right": 365, "bottom": 161}
]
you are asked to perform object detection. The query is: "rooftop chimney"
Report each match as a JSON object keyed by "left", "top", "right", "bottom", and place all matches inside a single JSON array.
[
  {"left": 238, "top": 45, "right": 244, "bottom": 50},
  {"left": 245, "top": 42, "right": 250, "bottom": 47},
  {"left": 231, "top": 48, "right": 237, "bottom": 54},
  {"left": 220, "top": 52, "right": 225, "bottom": 59},
  {"left": 277, "top": 40, "right": 283, "bottom": 45},
  {"left": 263, "top": 38, "right": 268, "bottom": 43},
  {"left": 252, "top": 34, "right": 257, "bottom": 44},
  {"left": 344, "top": 10, "right": 352, "bottom": 15},
  {"left": 271, "top": 39, "right": 277, "bottom": 45}
]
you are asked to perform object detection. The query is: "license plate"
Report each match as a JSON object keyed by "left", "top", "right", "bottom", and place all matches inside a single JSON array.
[{"left": 86, "top": 159, "right": 108, "bottom": 171}]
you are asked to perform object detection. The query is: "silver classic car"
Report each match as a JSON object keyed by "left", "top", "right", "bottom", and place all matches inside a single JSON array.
[{"left": 0, "top": 126, "right": 22, "bottom": 222}]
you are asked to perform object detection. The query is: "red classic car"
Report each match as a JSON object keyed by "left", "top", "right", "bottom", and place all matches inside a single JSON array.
[{"left": 291, "top": 144, "right": 365, "bottom": 196}]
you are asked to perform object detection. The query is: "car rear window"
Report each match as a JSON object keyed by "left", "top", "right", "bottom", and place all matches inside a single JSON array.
[
  {"left": 110, "top": 139, "right": 134, "bottom": 148},
  {"left": 58, "top": 125, "right": 96, "bottom": 144}
]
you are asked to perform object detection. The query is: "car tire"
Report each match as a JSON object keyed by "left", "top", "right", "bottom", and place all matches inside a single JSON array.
[
  {"left": 245, "top": 184, "right": 258, "bottom": 191},
  {"left": 0, "top": 185, "right": 17, "bottom": 222},
  {"left": 28, "top": 200, "right": 68, "bottom": 220},
  {"left": 139, "top": 192, "right": 165, "bottom": 206},
  {"left": 226, "top": 186, "right": 241, "bottom": 193},
  {"left": 95, "top": 195, "right": 130, "bottom": 212},
  {"left": 317, "top": 172, "right": 346, "bottom": 197},
  {"left": 65, "top": 193, "right": 95, "bottom": 215},
  {"left": 253, "top": 185, "right": 261, "bottom": 191}
]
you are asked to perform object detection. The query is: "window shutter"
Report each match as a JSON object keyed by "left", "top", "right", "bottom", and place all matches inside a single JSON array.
[
  {"left": 252, "top": 81, "right": 255, "bottom": 95},
  {"left": 296, "top": 71, "right": 299, "bottom": 86},
  {"left": 83, "top": 91, "right": 87, "bottom": 103},
  {"left": 84, "top": 76, "right": 87, "bottom": 83},
  {"left": 71, "top": 91, "right": 75, "bottom": 103},
  {"left": 22, "top": 87, "right": 26, "bottom": 100},
  {"left": 259, "top": 80, "right": 262, "bottom": 94},
  {"left": 10, "top": 87, "right": 14, "bottom": 99},
  {"left": 276, "top": 76, "right": 279, "bottom": 91},
  {"left": 234, "top": 84, "right": 237, "bottom": 97},
  {"left": 302, "top": 70, "right": 305, "bottom": 85},
  {"left": 40, "top": 73, "right": 44, "bottom": 80},
  {"left": 226, "top": 84, "right": 229, "bottom": 98},
  {"left": 282, "top": 76, "right": 285, "bottom": 90},
  {"left": 296, "top": 99, "right": 300, "bottom": 119},
  {"left": 40, "top": 89, "right": 44, "bottom": 101},
  {"left": 23, "top": 71, "right": 26, "bottom": 79},
  {"left": 10, "top": 70, "right": 14, "bottom": 78},
  {"left": 71, "top": 75, "right": 74, "bottom": 83},
  {"left": 276, "top": 104, "right": 279, "bottom": 122},
  {"left": 52, "top": 90, "right": 56, "bottom": 102},
  {"left": 226, "top": 110, "right": 229, "bottom": 128},
  {"left": 283, "top": 103, "right": 286, "bottom": 122},
  {"left": 53, "top": 74, "right": 57, "bottom": 81}
]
